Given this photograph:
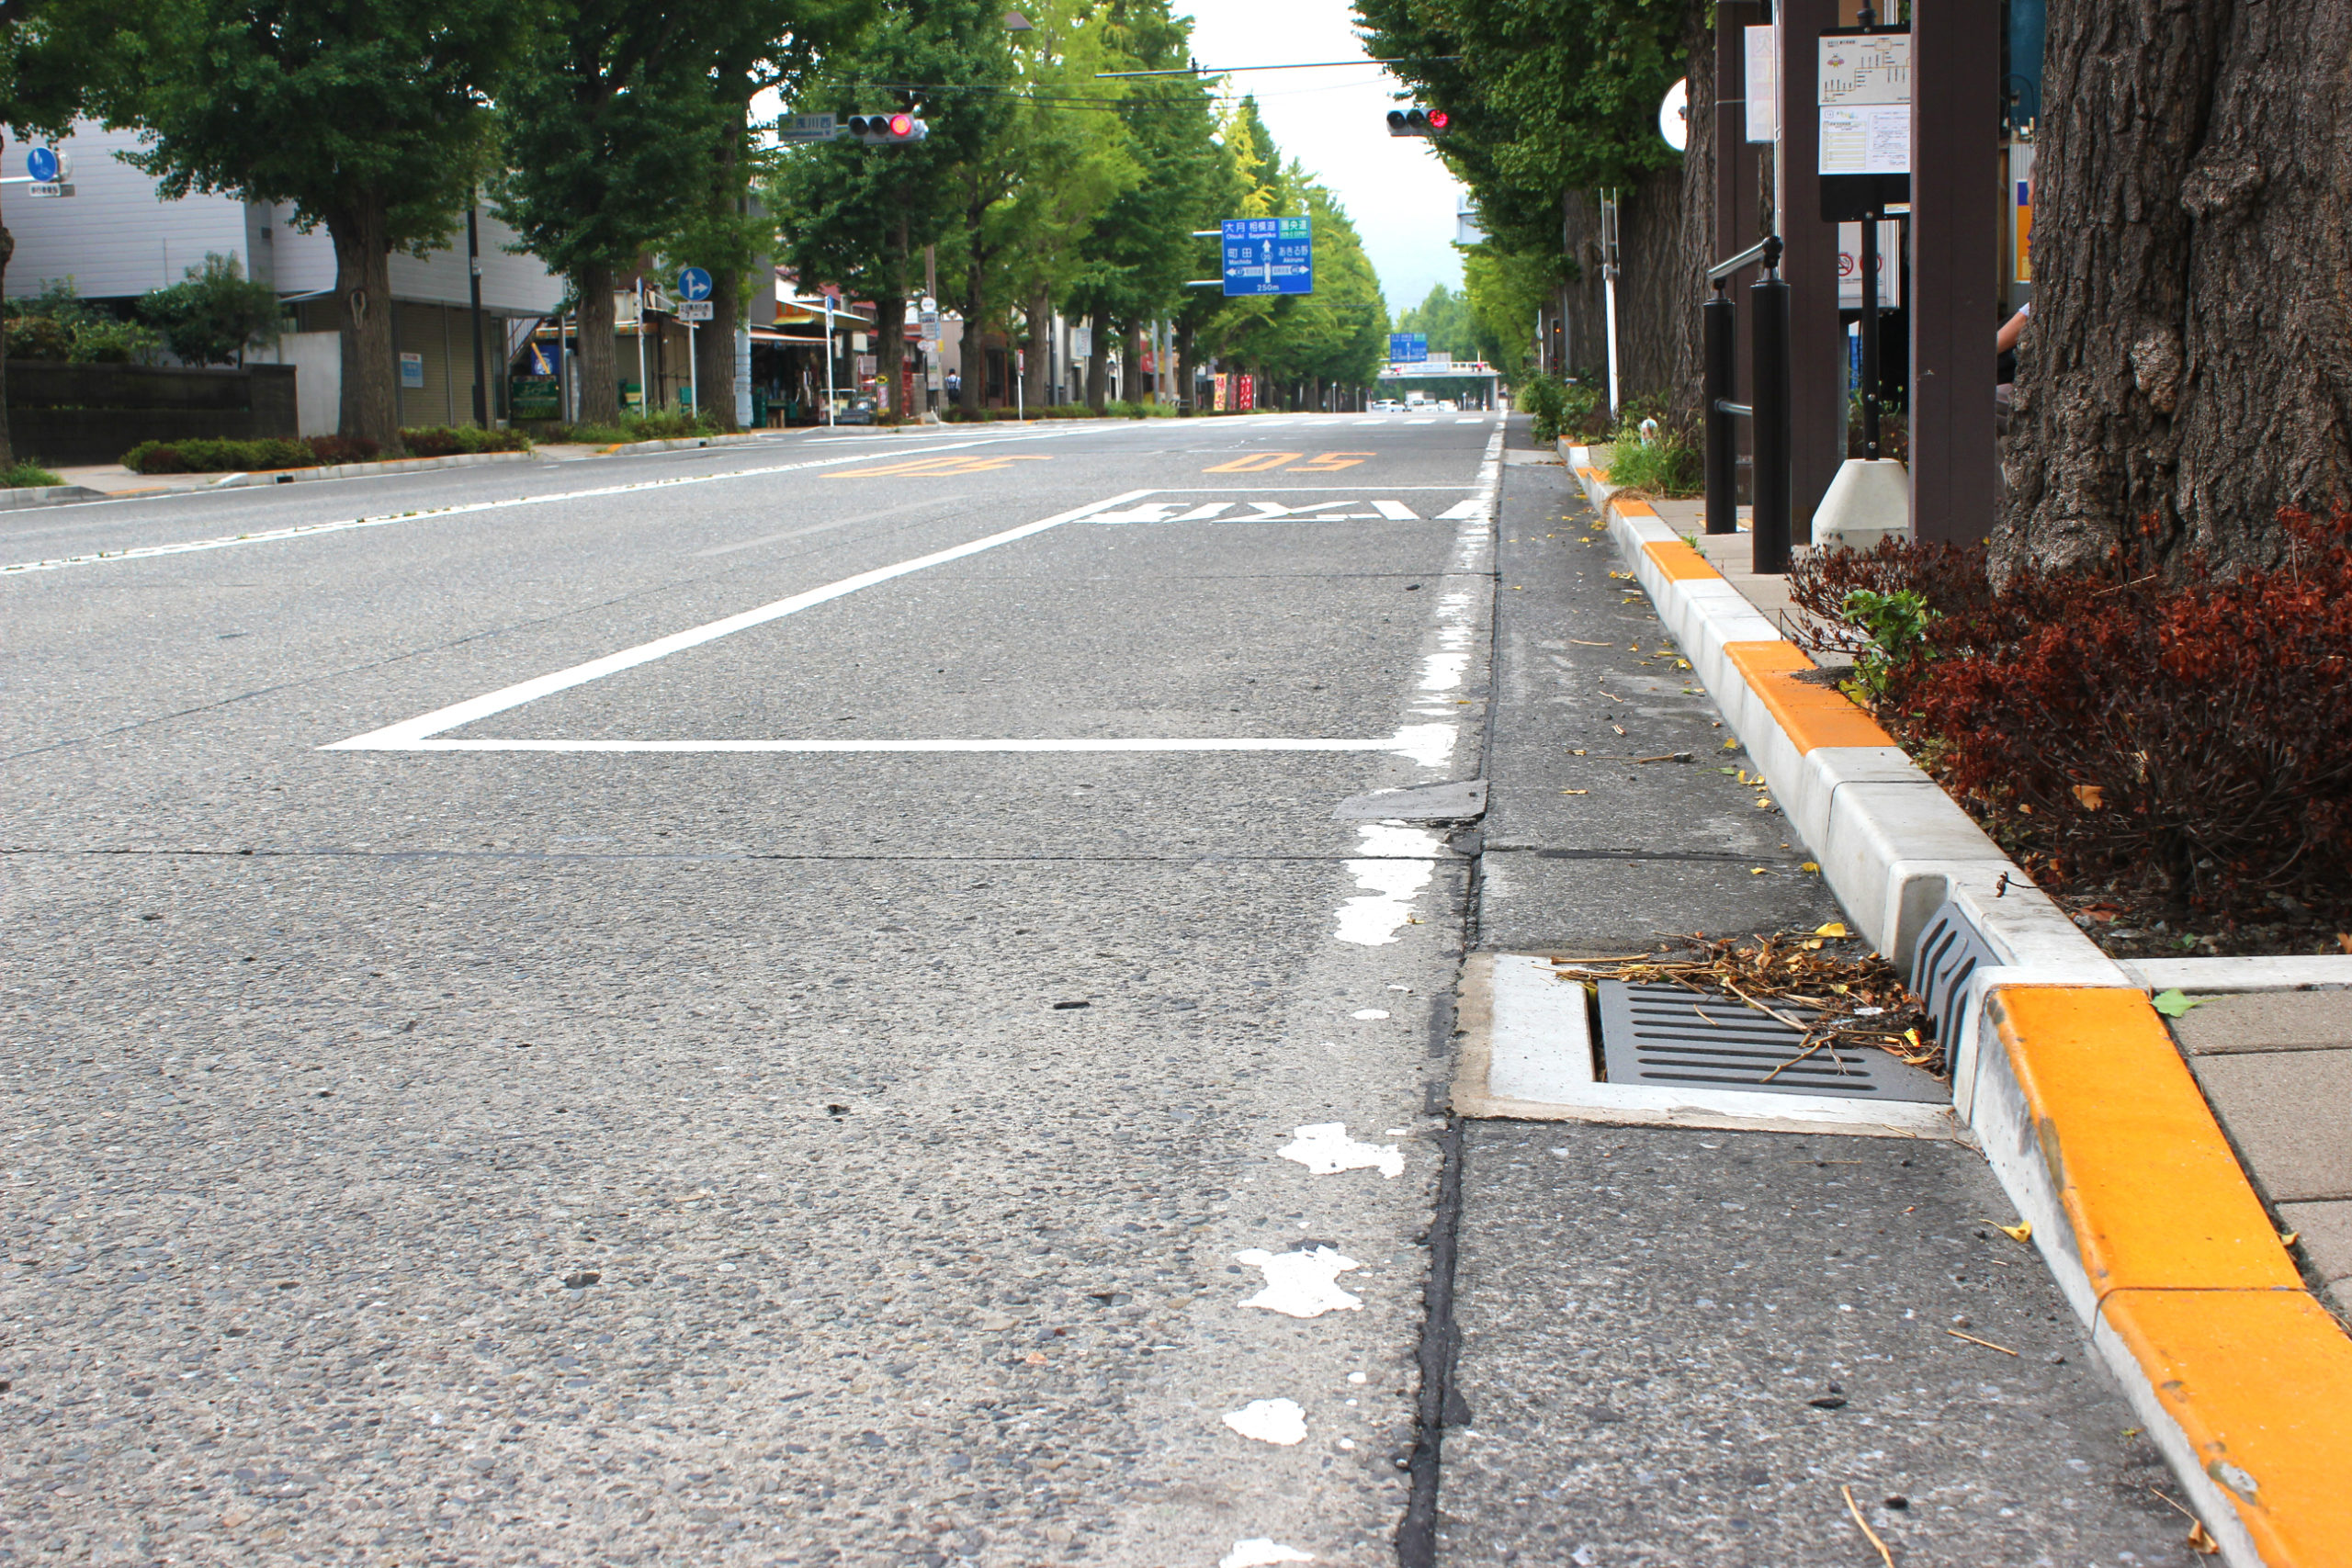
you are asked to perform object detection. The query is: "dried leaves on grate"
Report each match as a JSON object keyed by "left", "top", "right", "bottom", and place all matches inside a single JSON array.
[{"left": 1550, "top": 927, "right": 1943, "bottom": 1077}]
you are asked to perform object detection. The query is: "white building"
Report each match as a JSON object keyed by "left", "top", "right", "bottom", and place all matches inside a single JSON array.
[{"left": 5, "top": 121, "right": 562, "bottom": 433}]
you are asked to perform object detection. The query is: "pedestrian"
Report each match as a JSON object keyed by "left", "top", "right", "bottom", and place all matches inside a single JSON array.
[{"left": 945, "top": 367, "right": 962, "bottom": 402}]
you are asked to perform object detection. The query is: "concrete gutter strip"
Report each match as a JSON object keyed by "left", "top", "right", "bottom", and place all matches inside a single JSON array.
[
  {"left": 1568, "top": 446, "right": 2352, "bottom": 1568},
  {"left": 199, "top": 450, "right": 536, "bottom": 491},
  {"left": 0, "top": 482, "right": 110, "bottom": 508},
  {"left": 602, "top": 433, "right": 772, "bottom": 456}
]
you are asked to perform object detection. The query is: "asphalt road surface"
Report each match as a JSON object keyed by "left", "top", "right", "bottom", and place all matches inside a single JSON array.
[{"left": 3, "top": 414, "right": 2191, "bottom": 1567}]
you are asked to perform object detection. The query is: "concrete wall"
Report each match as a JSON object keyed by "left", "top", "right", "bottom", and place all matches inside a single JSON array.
[{"left": 6, "top": 362, "right": 298, "bottom": 465}]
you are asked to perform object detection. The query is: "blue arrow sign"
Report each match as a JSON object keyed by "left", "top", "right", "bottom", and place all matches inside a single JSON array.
[
  {"left": 676, "top": 266, "right": 713, "bottom": 302},
  {"left": 1220, "top": 217, "right": 1314, "bottom": 298},
  {"left": 1389, "top": 333, "right": 1428, "bottom": 364},
  {"left": 26, "top": 147, "right": 61, "bottom": 183}
]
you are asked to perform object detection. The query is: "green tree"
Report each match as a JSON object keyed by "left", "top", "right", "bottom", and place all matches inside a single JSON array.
[
  {"left": 0, "top": 1, "right": 133, "bottom": 465},
  {"left": 138, "top": 252, "right": 283, "bottom": 366},
  {"left": 127, "top": 0, "right": 535, "bottom": 448},
  {"left": 769, "top": 0, "right": 1012, "bottom": 419},
  {"left": 1394, "top": 282, "right": 1478, "bottom": 361},
  {"left": 1355, "top": 0, "right": 1706, "bottom": 409},
  {"left": 1460, "top": 243, "right": 1555, "bottom": 373},
  {"left": 494, "top": 5, "right": 732, "bottom": 423}
]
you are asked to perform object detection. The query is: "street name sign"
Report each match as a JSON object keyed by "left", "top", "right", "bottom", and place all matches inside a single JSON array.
[
  {"left": 1221, "top": 217, "right": 1314, "bottom": 298},
  {"left": 1389, "top": 332, "right": 1428, "bottom": 363},
  {"left": 776, "top": 114, "right": 840, "bottom": 144},
  {"left": 676, "top": 299, "right": 715, "bottom": 322}
]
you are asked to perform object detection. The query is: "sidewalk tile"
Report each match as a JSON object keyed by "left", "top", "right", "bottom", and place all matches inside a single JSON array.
[
  {"left": 2188, "top": 1048, "right": 2352, "bottom": 1203},
  {"left": 2170, "top": 990, "right": 2352, "bottom": 1055}
]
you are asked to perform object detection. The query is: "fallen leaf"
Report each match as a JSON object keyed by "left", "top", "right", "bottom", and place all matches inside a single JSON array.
[
  {"left": 1990, "top": 1219, "right": 2032, "bottom": 1244},
  {"left": 2151, "top": 988, "right": 2205, "bottom": 1018},
  {"left": 1611, "top": 724, "right": 1626, "bottom": 736},
  {"left": 1754, "top": 798, "right": 1773, "bottom": 809},
  {"left": 1722, "top": 738, "right": 1741, "bottom": 750},
  {"left": 1815, "top": 922, "right": 1850, "bottom": 937},
  {"left": 2072, "top": 783, "right": 2105, "bottom": 810},
  {"left": 2281, "top": 1230, "right": 2300, "bottom": 1247},
  {"left": 2188, "top": 1520, "right": 2220, "bottom": 1555},
  {"left": 1801, "top": 861, "right": 1821, "bottom": 873},
  {"left": 1750, "top": 867, "right": 1768, "bottom": 876},
  {"left": 1561, "top": 789, "right": 1589, "bottom": 795}
]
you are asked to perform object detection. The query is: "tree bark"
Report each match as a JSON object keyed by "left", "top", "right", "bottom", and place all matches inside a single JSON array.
[
  {"left": 1558, "top": 191, "right": 1609, "bottom": 387},
  {"left": 2001, "top": 0, "right": 2352, "bottom": 580},
  {"left": 1175, "top": 321, "right": 1197, "bottom": 412},
  {"left": 1667, "top": 0, "right": 1716, "bottom": 434},
  {"left": 875, "top": 288, "right": 905, "bottom": 421},
  {"left": 1085, "top": 313, "right": 1108, "bottom": 412},
  {"left": 692, "top": 265, "right": 741, "bottom": 429},
  {"left": 329, "top": 198, "right": 400, "bottom": 449},
  {"left": 1024, "top": 285, "right": 1051, "bottom": 408},
  {"left": 575, "top": 261, "right": 621, "bottom": 425},
  {"left": 0, "top": 175, "right": 16, "bottom": 470}
]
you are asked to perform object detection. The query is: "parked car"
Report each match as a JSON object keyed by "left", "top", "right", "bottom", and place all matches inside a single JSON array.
[{"left": 832, "top": 397, "right": 878, "bottom": 425}]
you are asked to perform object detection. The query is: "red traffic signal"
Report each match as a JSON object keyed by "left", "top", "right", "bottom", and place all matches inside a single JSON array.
[
  {"left": 847, "top": 113, "right": 929, "bottom": 145},
  {"left": 1386, "top": 107, "right": 1449, "bottom": 138}
]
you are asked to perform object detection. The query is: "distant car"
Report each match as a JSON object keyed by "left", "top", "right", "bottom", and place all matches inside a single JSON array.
[
  {"left": 1437, "top": 400, "right": 1458, "bottom": 412},
  {"left": 1370, "top": 398, "right": 1399, "bottom": 412},
  {"left": 832, "top": 397, "right": 878, "bottom": 425}
]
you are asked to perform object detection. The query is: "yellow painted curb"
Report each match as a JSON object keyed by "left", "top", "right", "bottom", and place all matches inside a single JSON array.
[
  {"left": 1989, "top": 987, "right": 2298, "bottom": 1296},
  {"left": 1642, "top": 539, "right": 1721, "bottom": 581},
  {"left": 1722, "top": 641, "right": 1896, "bottom": 751},
  {"left": 2101, "top": 1288, "right": 2352, "bottom": 1565}
]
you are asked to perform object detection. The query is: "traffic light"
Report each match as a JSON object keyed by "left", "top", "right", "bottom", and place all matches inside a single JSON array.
[
  {"left": 847, "top": 113, "right": 928, "bottom": 146},
  {"left": 1386, "top": 107, "right": 1450, "bottom": 138}
]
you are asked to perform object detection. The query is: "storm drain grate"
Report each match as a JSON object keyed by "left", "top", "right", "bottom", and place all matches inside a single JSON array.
[
  {"left": 1911, "top": 899, "right": 2005, "bottom": 1050},
  {"left": 1594, "top": 980, "right": 1948, "bottom": 1101}
]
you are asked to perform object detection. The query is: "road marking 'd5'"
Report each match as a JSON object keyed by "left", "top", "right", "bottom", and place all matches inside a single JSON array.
[{"left": 1202, "top": 451, "right": 1374, "bottom": 474}]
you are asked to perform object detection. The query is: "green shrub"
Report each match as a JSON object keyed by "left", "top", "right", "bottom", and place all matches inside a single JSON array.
[
  {"left": 306, "top": 434, "right": 381, "bottom": 466},
  {"left": 121, "top": 435, "right": 315, "bottom": 473},
  {"left": 0, "top": 461, "right": 65, "bottom": 489},
  {"left": 399, "top": 424, "right": 531, "bottom": 457},
  {"left": 526, "top": 412, "right": 718, "bottom": 445}
]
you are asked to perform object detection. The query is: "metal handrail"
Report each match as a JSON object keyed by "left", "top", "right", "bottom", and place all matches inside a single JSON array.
[{"left": 1706, "top": 234, "right": 1782, "bottom": 285}]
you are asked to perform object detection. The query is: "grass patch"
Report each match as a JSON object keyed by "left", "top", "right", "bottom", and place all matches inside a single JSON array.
[{"left": 0, "top": 460, "right": 66, "bottom": 489}]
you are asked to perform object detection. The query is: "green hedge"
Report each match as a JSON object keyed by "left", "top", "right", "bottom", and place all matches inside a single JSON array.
[{"left": 121, "top": 436, "right": 314, "bottom": 474}]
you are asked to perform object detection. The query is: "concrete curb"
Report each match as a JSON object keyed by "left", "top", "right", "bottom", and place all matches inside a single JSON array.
[
  {"left": 1566, "top": 447, "right": 2352, "bottom": 1567},
  {"left": 600, "top": 433, "right": 772, "bottom": 456},
  {"left": 0, "top": 482, "right": 109, "bottom": 508},
  {"left": 196, "top": 450, "right": 535, "bottom": 491}
]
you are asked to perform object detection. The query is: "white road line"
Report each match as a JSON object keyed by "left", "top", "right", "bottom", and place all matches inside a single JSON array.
[
  {"left": 1405, "top": 418, "right": 1435, "bottom": 425},
  {"left": 1353, "top": 419, "right": 1385, "bottom": 426},
  {"left": 325, "top": 490, "right": 1154, "bottom": 750},
  {"left": 1370, "top": 500, "right": 1419, "bottom": 521},
  {"left": 366, "top": 735, "right": 1440, "bottom": 756},
  {"left": 2, "top": 436, "right": 1048, "bottom": 577},
  {"left": 1455, "top": 417, "right": 1486, "bottom": 424}
]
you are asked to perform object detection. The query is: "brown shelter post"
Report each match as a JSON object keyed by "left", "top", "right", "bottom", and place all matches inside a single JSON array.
[
  {"left": 1715, "top": 1, "right": 1764, "bottom": 502},
  {"left": 1776, "top": 0, "right": 1845, "bottom": 543},
  {"left": 1907, "top": 0, "right": 2000, "bottom": 545}
]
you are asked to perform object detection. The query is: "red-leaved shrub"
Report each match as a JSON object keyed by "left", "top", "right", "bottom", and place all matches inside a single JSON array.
[
  {"left": 305, "top": 434, "right": 381, "bottom": 466},
  {"left": 1792, "top": 512, "right": 2352, "bottom": 917}
]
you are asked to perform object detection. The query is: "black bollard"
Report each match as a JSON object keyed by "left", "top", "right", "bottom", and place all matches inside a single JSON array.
[{"left": 1703, "top": 283, "right": 1739, "bottom": 535}]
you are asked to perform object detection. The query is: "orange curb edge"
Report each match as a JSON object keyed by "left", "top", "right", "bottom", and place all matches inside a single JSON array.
[
  {"left": 1723, "top": 640, "right": 1896, "bottom": 751},
  {"left": 2100, "top": 1288, "right": 2352, "bottom": 1564},
  {"left": 1642, "top": 539, "right": 1720, "bottom": 581},
  {"left": 1991, "top": 987, "right": 2351, "bottom": 1565},
  {"left": 1990, "top": 987, "right": 2299, "bottom": 1296}
]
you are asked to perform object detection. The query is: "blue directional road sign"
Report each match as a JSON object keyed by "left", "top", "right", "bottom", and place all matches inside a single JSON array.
[
  {"left": 25, "top": 147, "right": 61, "bottom": 183},
  {"left": 1389, "top": 332, "right": 1428, "bottom": 364},
  {"left": 675, "top": 266, "right": 714, "bottom": 302},
  {"left": 1221, "top": 217, "right": 1314, "bottom": 298}
]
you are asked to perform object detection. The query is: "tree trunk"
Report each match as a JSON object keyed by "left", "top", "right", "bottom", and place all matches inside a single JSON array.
[
  {"left": 330, "top": 198, "right": 400, "bottom": 450},
  {"left": 1617, "top": 162, "right": 1688, "bottom": 411},
  {"left": 576, "top": 261, "right": 621, "bottom": 425},
  {"left": 692, "top": 265, "right": 741, "bottom": 429},
  {"left": 2001, "top": 0, "right": 2352, "bottom": 580},
  {"left": 0, "top": 181, "right": 16, "bottom": 470},
  {"left": 1559, "top": 191, "right": 1609, "bottom": 388},
  {"left": 1175, "top": 321, "right": 1197, "bottom": 413},
  {"left": 1085, "top": 313, "right": 1108, "bottom": 411},
  {"left": 876, "top": 288, "right": 905, "bottom": 421},
  {"left": 1668, "top": 0, "right": 1716, "bottom": 434},
  {"left": 1025, "top": 285, "right": 1051, "bottom": 408}
]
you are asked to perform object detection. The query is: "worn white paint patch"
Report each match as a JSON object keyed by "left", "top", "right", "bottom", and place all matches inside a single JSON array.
[
  {"left": 1418, "top": 649, "right": 1470, "bottom": 694},
  {"left": 1221, "top": 1541, "right": 1314, "bottom": 1568},
  {"left": 1234, "top": 1247, "right": 1363, "bottom": 1317},
  {"left": 1351, "top": 1009, "right": 1390, "bottom": 1021},
  {"left": 1279, "top": 1123, "right": 1404, "bottom": 1179},
  {"left": 1387, "top": 722, "right": 1456, "bottom": 769},
  {"left": 1333, "top": 824, "right": 1442, "bottom": 945},
  {"left": 1221, "top": 1398, "right": 1307, "bottom": 1445}
]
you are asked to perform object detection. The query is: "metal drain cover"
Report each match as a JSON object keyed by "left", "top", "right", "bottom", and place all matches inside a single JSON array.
[{"left": 1594, "top": 981, "right": 1947, "bottom": 1102}]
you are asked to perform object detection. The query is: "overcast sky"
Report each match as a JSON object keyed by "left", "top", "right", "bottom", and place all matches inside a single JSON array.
[{"left": 1172, "top": 0, "right": 1466, "bottom": 312}]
